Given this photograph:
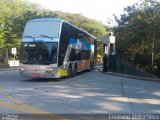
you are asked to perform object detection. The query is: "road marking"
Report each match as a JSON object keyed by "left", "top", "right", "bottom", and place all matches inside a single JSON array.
[{"left": 0, "top": 85, "right": 69, "bottom": 120}]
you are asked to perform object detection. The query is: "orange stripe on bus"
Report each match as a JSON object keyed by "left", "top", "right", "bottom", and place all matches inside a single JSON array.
[{"left": 78, "top": 59, "right": 90, "bottom": 69}]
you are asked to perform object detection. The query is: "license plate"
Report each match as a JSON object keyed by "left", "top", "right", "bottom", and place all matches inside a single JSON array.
[{"left": 32, "top": 73, "right": 39, "bottom": 78}]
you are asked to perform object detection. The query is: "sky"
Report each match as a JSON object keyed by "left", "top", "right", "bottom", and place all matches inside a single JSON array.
[{"left": 29, "top": 0, "right": 140, "bottom": 25}]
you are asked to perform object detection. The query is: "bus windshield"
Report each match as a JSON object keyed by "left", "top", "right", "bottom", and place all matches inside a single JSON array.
[
  {"left": 22, "top": 21, "right": 60, "bottom": 38},
  {"left": 20, "top": 42, "right": 58, "bottom": 65}
]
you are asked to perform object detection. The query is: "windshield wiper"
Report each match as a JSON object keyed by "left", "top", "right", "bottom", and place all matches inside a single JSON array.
[
  {"left": 40, "top": 35, "right": 53, "bottom": 40},
  {"left": 24, "top": 35, "right": 35, "bottom": 41}
]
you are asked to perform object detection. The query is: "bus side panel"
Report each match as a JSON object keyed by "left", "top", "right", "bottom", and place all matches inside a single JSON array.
[{"left": 58, "top": 22, "right": 95, "bottom": 75}]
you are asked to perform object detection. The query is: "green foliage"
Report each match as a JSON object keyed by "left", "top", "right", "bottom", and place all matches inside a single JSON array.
[
  {"left": 0, "top": 0, "right": 107, "bottom": 59},
  {"left": 53, "top": 11, "right": 107, "bottom": 38},
  {"left": 0, "top": 0, "right": 38, "bottom": 49},
  {"left": 114, "top": 0, "right": 160, "bottom": 75}
]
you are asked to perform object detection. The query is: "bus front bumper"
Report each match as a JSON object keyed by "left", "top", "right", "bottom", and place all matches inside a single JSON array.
[
  {"left": 20, "top": 68, "right": 68, "bottom": 79},
  {"left": 20, "top": 70, "right": 60, "bottom": 79}
]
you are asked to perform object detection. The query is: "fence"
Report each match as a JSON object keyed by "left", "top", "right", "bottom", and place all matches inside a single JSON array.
[{"left": 108, "top": 55, "right": 160, "bottom": 78}]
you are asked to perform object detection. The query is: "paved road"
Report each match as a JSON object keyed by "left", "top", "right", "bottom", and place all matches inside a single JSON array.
[{"left": 0, "top": 69, "right": 160, "bottom": 118}]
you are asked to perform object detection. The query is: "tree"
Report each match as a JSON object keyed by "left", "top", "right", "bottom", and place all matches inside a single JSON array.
[
  {"left": 0, "top": 0, "right": 108, "bottom": 61},
  {"left": 0, "top": 0, "right": 39, "bottom": 49},
  {"left": 0, "top": 0, "right": 40, "bottom": 59},
  {"left": 114, "top": 0, "right": 160, "bottom": 75}
]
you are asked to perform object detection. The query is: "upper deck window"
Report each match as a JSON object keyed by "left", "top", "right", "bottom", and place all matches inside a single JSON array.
[{"left": 23, "top": 21, "right": 61, "bottom": 38}]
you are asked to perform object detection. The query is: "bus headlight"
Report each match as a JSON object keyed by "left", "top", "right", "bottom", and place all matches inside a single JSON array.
[
  {"left": 46, "top": 68, "right": 53, "bottom": 73},
  {"left": 20, "top": 67, "right": 25, "bottom": 72}
]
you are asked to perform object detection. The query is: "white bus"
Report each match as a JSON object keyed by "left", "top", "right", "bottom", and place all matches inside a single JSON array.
[{"left": 19, "top": 18, "right": 96, "bottom": 78}]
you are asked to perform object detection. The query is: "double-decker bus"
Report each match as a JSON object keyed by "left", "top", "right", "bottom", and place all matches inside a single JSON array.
[{"left": 19, "top": 18, "right": 96, "bottom": 78}]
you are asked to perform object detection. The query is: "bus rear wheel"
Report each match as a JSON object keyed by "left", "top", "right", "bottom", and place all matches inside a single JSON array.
[
  {"left": 67, "top": 65, "right": 72, "bottom": 77},
  {"left": 73, "top": 64, "right": 77, "bottom": 76}
]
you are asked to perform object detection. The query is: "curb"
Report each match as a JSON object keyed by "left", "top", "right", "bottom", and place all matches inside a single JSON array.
[
  {"left": 0, "top": 67, "right": 19, "bottom": 72},
  {"left": 98, "top": 68, "right": 160, "bottom": 83}
]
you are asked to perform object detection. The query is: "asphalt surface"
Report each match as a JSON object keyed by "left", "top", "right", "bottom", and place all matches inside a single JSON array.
[{"left": 0, "top": 68, "right": 160, "bottom": 119}]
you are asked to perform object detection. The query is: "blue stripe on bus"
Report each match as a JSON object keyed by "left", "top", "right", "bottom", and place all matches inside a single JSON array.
[{"left": 68, "top": 39, "right": 77, "bottom": 44}]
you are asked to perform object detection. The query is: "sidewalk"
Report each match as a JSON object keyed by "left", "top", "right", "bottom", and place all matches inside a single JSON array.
[{"left": 97, "top": 66, "right": 160, "bottom": 83}]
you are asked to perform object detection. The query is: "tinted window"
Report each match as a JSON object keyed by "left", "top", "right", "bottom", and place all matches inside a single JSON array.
[
  {"left": 20, "top": 42, "right": 58, "bottom": 65},
  {"left": 80, "top": 50, "right": 90, "bottom": 60},
  {"left": 58, "top": 23, "right": 75, "bottom": 66},
  {"left": 69, "top": 49, "right": 76, "bottom": 61},
  {"left": 23, "top": 21, "right": 60, "bottom": 38},
  {"left": 58, "top": 22, "right": 92, "bottom": 65},
  {"left": 69, "top": 49, "right": 90, "bottom": 61}
]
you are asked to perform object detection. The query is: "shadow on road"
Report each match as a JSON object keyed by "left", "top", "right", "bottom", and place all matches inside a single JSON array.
[{"left": 22, "top": 78, "right": 62, "bottom": 82}]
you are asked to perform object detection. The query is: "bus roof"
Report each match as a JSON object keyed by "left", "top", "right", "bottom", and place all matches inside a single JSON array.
[
  {"left": 28, "top": 18, "right": 96, "bottom": 39},
  {"left": 28, "top": 18, "right": 62, "bottom": 22}
]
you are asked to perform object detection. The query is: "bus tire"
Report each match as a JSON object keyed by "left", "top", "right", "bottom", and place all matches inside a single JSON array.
[
  {"left": 73, "top": 64, "right": 78, "bottom": 76},
  {"left": 67, "top": 64, "right": 72, "bottom": 77}
]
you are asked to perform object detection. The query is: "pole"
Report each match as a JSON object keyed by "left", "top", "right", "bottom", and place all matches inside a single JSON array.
[
  {"left": 151, "top": 4, "right": 156, "bottom": 77},
  {"left": 5, "top": 49, "right": 8, "bottom": 64},
  {"left": 94, "top": 40, "right": 97, "bottom": 65},
  {"left": 14, "top": 54, "right": 15, "bottom": 68}
]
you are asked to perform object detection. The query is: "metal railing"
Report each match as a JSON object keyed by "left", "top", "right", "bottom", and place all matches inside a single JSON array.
[{"left": 107, "top": 55, "right": 160, "bottom": 78}]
